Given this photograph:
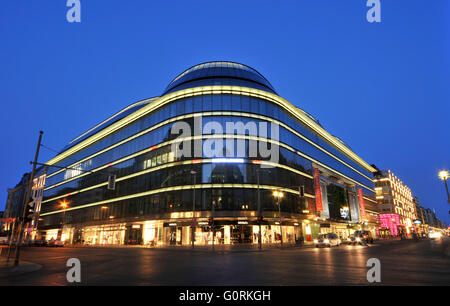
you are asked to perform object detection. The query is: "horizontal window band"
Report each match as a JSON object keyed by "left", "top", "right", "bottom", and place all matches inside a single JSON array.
[
  {"left": 46, "top": 111, "right": 373, "bottom": 183},
  {"left": 363, "top": 196, "right": 377, "bottom": 204},
  {"left": 44, "top": 134, "right": 375, "bottom": 193},
  {"left": 45, "top": 86, "right": 376, "bottom": 173},
  {"left": 42, "top": 158, "right": 313, "bottom": 204},
  {"left": 67, "top": 98, "right": 159, "bottom": 147},
  {"left": 40, "top": 184, "right": 316, "bottom": 216}
]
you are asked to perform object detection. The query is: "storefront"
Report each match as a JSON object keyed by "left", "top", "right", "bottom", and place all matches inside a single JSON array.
[{"left": 49, "top": 218, "right": 308, "bottom": 246}]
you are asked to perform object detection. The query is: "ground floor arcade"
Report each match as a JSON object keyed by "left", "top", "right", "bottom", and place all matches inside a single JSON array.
[{"left": 36, "top": 216, "right": 379, "bottom": 247}]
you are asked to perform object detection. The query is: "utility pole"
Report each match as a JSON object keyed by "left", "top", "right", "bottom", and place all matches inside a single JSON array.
[{"left": 13, "top": 131, "right": 43, "bottom": 266}]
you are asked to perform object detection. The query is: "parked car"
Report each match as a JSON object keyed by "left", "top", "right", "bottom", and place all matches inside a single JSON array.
[
  {"left": 48, "top": 239, "right": 65, "bottom": 247},
  {"left": 314, "top": 233, "right": 341, "bottom": 247},
  {"left": 32, "top": 239, "right": 48, "bottom": 247}
]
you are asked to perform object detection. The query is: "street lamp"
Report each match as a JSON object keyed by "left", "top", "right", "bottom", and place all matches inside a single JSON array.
[
  {"left": 190, "top": 170, "right": 197, "bottom": 249},
  {"left": 256, "top": 168, "right": 271, "bottom": 250},
  {"left": 273, "top": 190, "right": 284, "bottom": 247},
  {"left": 59, "top": 200, "right": 69, "bottom": 243},
  {"left": 438, "top": 170, "right": 450, "bottom": 204}
]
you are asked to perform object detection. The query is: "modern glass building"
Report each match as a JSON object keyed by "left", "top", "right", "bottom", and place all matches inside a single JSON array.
[{"left": 37, "top": 61, "right": 376, "bottom": 246}]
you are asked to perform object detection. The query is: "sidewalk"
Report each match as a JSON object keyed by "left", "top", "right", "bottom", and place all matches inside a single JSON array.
[{"left": 0, "top": 256, "right": 42, "bottom": 278}]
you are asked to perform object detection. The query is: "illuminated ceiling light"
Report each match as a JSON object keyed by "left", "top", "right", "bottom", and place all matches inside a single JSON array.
[
  {"left": 40, "top": 183, "right": 316, "bottom": 216},
  {"left": 211, "top": 158, "right": 244, "bottom": 163},
  {"left": 45, "top": 86, "right": 376, "bottom": 173}
]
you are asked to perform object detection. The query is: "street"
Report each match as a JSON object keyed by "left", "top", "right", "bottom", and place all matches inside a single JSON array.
[{"left": 1, "top": 239, "right": 449, "bottom": 286}]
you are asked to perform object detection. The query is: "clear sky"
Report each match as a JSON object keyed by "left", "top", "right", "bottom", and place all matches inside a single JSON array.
[{"left": 0, "top": 1, "right": 449, "bottom": 224}]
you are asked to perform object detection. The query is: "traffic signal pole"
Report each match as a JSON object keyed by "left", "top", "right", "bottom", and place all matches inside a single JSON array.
[{"left": 13, "top": 131, "right": 43, "bottom": 266}]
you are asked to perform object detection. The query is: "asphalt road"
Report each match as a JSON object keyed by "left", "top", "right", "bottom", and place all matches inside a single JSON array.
[{"left": 1, "top": 239, "right": 449, "bottom": 286}]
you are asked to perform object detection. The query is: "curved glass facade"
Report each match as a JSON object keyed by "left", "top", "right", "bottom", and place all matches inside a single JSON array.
[{"left": 38, "top": 61, "right": 375, "bottom": 246}]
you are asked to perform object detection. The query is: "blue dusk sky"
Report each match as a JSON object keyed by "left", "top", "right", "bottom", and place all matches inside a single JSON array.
[{"left": 0, "top": 1, "right": 449, "bottom": 223}]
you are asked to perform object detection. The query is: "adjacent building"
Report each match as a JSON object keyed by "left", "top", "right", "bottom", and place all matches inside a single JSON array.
[
  {"left": 36, "top": 61, "right": 376, "bottom": 246},
  {"left": 374, "top": 170, "right": 418, "bottom": 237},
  {"left": 3, "top": 173, "right": 30, "bottom": 237}
]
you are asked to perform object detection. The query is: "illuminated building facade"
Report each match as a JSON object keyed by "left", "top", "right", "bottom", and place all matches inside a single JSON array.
[
  {"left": 3, "top": 173, "right": 29, "bottom": 236},
  {"left": 374, "top": 170, "right": 417, "bottom": 236},
  {"left": 37, "top": 61, "right": 375, "bottom": 246}
]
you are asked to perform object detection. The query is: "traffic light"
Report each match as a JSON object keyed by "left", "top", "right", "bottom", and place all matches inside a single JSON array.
[
  {"left": 24, "top": 201, "right": 35, "bottom": 224},
  {"left": 108, "top": 175, "right": 116, "bottom": 190},
  {"left": 299, "top": 185, "right": 305, "bottom": 197},
  {"left": 257, "top": 216, "right": 264, "bottom": 224}
]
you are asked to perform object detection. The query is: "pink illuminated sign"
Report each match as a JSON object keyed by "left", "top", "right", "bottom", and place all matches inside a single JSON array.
[{"left": 379, "top": 214, "right": 400, "bottom": 236}]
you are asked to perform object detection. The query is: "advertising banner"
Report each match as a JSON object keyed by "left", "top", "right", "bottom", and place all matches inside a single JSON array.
[
  {"left": 358, "top": 187, "right": 367, "bottom": 220},
  {"left": 313, "top": 168, "right": 323, "bottom": 211}
]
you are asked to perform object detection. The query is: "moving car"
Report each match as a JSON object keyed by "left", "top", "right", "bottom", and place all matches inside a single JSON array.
[
  {"left": 346, "top": 234, "right": 366, "bottom": 245},
  {"left": 354, "top": 230, "right": 374, "bottom": 244},
  {"left": 314, "top": 233, "right": 341, "bottom": 247},
  {"left": 429, "top": 231, "right": 442, "bottom": 240}
]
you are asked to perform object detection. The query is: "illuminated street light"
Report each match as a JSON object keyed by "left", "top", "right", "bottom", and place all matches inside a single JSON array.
[
  {"left": 438, "top": 170, "right": 449, "bottom": 181},
  {"left": 59, "top": 200, "right": 69, "bottom": 244},
  {"left": 438, "top": 170, "right": 450, "bottom": 204},
  {"left": 273, "top": 190, "right": 284, "bottom": 247},
  {"left": 60, "top": 200, "right": 68, "bottom": 209}
]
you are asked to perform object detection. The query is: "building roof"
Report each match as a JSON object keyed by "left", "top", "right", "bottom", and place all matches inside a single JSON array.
[{"left": 163, "top": 61, "right": 277, "bottom": 95}]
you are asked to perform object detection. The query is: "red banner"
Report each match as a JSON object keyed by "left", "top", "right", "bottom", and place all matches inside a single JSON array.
[
  {"left": 313, "top": 168, "right": 323, "bottom": 211},
  {"left": 0, "top": 218, "right": 15, "bottom": 223},
  {"left": 358, "top": 188, "right": 367, "bottom": 220}
]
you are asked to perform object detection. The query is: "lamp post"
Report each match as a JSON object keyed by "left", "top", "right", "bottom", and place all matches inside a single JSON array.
[
  {"left": 60, "top": 200, "right": 68, "bottom": 243},
  {"left": 273, "top": 190, "right": 284, "bottom": 247},
  {"left": 438, "top": 170, "right": 450, "bottom": 204},
  {"left": 14, "top": 131, "right": 43, "bottom": 266},
  {"left": 190, "top": 170, "right": 197, "bottom": 249},
  {"left": 256, "top": 168, "right": 263, "bottom": 250}
]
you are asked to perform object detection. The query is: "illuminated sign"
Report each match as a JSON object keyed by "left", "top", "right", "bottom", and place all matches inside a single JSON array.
[
  {"left": 358, "top": 188, "right": 366, "bottom": 220},
  {"left": 313, "top": 168, "right": 323, "bottom": 211},
  {"left": 413, "top": 220, "right": 422, "bottom": 224},
  {"left": 379, "top": 214, "right": 400, "bottom": 236}
]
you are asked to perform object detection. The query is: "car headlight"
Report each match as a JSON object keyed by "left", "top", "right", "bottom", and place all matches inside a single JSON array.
[
  {"left": 313, "top": 239, "right": 318, "bottom": 243},
  {"left": 356, "top": 237, "right": 361, "bottom": 242},
  {"left": 324, "top": 239, "right": 329, "bottom": 243}
]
